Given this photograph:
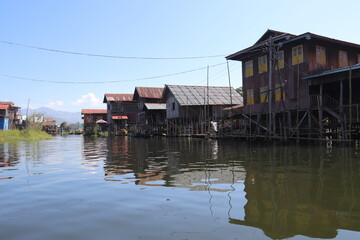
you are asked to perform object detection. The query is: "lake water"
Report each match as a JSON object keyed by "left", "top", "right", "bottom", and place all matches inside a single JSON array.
[{"left": 1, "top": 135, "right": 360, "bottom": 240}]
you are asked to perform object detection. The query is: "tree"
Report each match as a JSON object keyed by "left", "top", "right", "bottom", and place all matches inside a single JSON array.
[{"left": 235, "top": 86, "right": 243, "bottom": 97}]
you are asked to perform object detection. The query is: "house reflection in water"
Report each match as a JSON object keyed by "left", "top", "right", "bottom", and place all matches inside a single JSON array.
[
  {"left": 229, "top": 146, "right": 360, "bottom": 239},
  {"left": 0, "top": 143, "right": 19, "bottom": 180},
  {"left": 102, "top": 137, "right": 247, "bottom": 189}
]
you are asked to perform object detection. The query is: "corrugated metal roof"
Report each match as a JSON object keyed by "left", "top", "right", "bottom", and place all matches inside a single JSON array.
[
  {"left": 303, "top": 64, "right": 360, "bottom": 80},
  {"left": 81, "top": 109, "right": 107, "bottom": 114},
  {"left": 103, "top": 94, "right": 133, "bottom": 103},
  {"left": 135, "top": 87, "right": 163, "bottom": 99},
  {"left": 227, "top": 31, "right": 360, "bottom": 61},
  {"left": 0, "top": 102, "right": 13, "bottom": 105},
  {"left": 0, "top": 105, "right": 9, "bottom": 110},
  {"left": 166, "top": 85, "right": 243, "bottom": 106},
  {"left": 144, "top": 103, "right": 166, "bottom": 110},
  {"left": 112, "top": 116, "right": 128, "bottom": 120}
]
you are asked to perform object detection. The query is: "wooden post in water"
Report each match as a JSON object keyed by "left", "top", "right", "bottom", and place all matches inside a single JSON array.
[{"left": 349, "top": 65, "right": 352, "bottom": 141}]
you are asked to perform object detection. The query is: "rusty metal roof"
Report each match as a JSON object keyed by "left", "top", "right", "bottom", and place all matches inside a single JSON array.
[
  {"left": 112, "top": 116, "right": 128, "bottom": 120},
  {"left": 144, "top": 103, "right": 166, "bottom": 110},
  {"left": 164, "top": 85, "right": 243, "bottom": 106},
  {"left": 81, "top": 109, "right": 107, "bottom": 114},
  {"left": 0, "top": 102, "right": 13, "bottom": 105},
  {"left": 227, "top": 30, "right": 360, "bottom": 61},
  {"left": 103, "top": 94, "right": 133, "bottom": 103},
  {"left": 133, "top": 87, "right": 164, "bottom": 100},
  {"left": 0, "top": 105, "right": 9, "bottom": 110},
  {"left": 44, "top": 118, "right": 56, "bottom": 122}
]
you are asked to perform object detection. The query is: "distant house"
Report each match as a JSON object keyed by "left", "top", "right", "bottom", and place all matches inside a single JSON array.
[
  {"left": 162, "top": 85, "right": 243, "bottom": 136},
  {"left": 81, "top": 109, "right": 107, "bottom": 132},
  {"left": 42, "top": 118, "right": 57, "bottom": 132},
  {"left": 0, "top": 102, "right": 20, "bottom": 130},
  {"left": 226, "top": 29, "right": 360, "bottom": 140},
  {"left": 132, "top": 87, "right": 165, "bottom": 133},
  {"left": 103, "top": 94, "right": 138, "bottom": 132}
]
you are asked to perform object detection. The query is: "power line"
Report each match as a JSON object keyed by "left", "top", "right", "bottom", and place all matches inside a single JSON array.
[
  {"left": 0, "top": 40, "right": 226, "bottom": 60},
  {"left": 0, "top": 62, "right": 227, "bottom": 84}
]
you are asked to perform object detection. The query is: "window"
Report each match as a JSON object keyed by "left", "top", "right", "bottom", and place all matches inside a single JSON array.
[
  {"left": 358, "top": 54, "right": 360, "bottom": 64},
  {"left": 275, "top": 84, "right": 285, "bottom": 101},
  {"left": 258, "top": 55, "right": 267, "bottom": 73},
  {"left": 260, "top": 86, "right": 268, "bottom": 103},
  {"left": 292, "top": 45, "right": 303, "bottom": 65},
  {"left": 275, "top": 51, "right": 284, "bottom": 69},
  {"left": 316, "top": 46, "right": 326, "bottom": 64},
  {"left": 172, "top": 102, "right": 175, "bottom": 111},
  {"left": 245, "top": 60, "right": 253, "bottom": 77},
  {"left": 339, "top": 50, "right": 348, "bottom": 67},
  {"left": 246, "top": 89, "right": 254, "bottom": 105}
]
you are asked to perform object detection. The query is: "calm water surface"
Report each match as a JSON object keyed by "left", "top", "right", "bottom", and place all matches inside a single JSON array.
[{"left": 1, "top": 135, "right": 360, "bottom": 240}]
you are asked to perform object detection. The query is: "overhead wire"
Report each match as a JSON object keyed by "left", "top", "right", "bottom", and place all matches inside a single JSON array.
[
  {"left": 0, "top": 62, "right": 227, "bottom": 84},
  {"left": 0, "top": 40, "right": 226, "bottom": 60}
]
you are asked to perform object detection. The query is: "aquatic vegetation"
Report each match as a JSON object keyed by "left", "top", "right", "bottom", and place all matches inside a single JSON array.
[{"left": 0, "top": 129, "right": 51, "bottom": 142}]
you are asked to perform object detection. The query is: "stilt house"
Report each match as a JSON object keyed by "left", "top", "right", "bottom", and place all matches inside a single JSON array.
[
  {"left": 0, "top": 102, "right": 20, "bottom": 130},
  {"left": 227, "top": 29, "right": 360, "bottom": 140},
  {"left": 133, "top": 87, "right": 166, "bottom": 133},
  {"left": 162, "top": 85, "right": 243, "bottom": 136},
  {"left": 103, "top": 94, "right": 138, "bottom": 132},
  {"left": 81, "top": 109, "right": 108, "bottom": 132}
]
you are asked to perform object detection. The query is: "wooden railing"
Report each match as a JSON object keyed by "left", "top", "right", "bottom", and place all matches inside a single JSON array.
[{"left": 309, "top": 94, "right": 341, "bottom": 114}]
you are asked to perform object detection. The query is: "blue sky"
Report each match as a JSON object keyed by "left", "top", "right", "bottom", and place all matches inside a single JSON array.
[{"left": 1, "top": 0, "right": 359, "bottom": 112}]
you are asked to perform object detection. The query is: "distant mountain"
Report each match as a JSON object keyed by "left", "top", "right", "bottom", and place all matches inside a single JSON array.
[{"left": 22, "top": 107, "right": 81, "bottom": 124}]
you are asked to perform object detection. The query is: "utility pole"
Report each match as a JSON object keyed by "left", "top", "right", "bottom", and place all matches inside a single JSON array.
[
  {"left": 227, "top": 60, "right": 233, "bottom": 121},
  {"left": 26, "top": 98, "right": 30, "bottom": 129}
]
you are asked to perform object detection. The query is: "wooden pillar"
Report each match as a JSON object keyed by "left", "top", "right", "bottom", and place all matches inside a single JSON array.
[{"left": 319, "top": 84, "right": 323, "bottom": 139}]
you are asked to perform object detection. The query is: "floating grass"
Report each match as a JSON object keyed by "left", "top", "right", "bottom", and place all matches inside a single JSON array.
[{"left": 0, "top": 129, "right": 52, "bottom": 142}]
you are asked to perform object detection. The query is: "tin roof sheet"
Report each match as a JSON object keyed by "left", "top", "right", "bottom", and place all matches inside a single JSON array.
[
  {"left": 103, "top": 94, "right": 133, "bottom": 103},
  {"left": 303, "top": 63, "right": 360, "bottom": 80},
  {"left": 144, "top": 103, "right": 166, "bottom": 110},
  {"left": 81, "top": 109, "right": 107, "bottom": 114},
  {"left": 134, "top": 87, "right": 164, "bottom": 100},
  {"left": 112, "top": 116, "right": 128, "bottom": 120},
  {"left": 166, "top": 85, "right": 243, "bottom": 106},
  {"left": 227, "top": 30, "right": 360, "bottom": 61},
  {"left": 0, "top": 105, "right": 9, "bottom": 110}
]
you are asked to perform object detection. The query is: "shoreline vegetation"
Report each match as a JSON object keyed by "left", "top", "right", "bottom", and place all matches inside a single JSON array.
[{"left": 0, "top": 129, "right": 52, "bottom": 142}]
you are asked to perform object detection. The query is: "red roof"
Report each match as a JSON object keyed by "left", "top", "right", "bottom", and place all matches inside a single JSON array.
[
  {"left": 0, "top": 105, "right": 9, "bottom": 110},
  {"left": 112, "top": 116, "right": 128, "bottom": 120},
  {"left": 44, "top": 118, "right": 56, "bottom": 122},
  {"left": 96, "top": 119, "right": 107, "bottom": 124},
  {"left": 133, "top": 87, "right": 164, "bottom": 100},
  {"left": 81, "top": 109, "right": 107, "bottom": 114},
  {"left": 103, "top": 94, "right": 133, "bottom": 103},
  {"left": 0, "top": 102, "right": 13, "bottom": 105}
]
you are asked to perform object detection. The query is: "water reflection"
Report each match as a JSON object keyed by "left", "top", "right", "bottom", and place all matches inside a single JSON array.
[
  {"left": 94, "top": 137, "right": 360, "bottom": 239},
  {"left": 230, "top": 146, "right": 360, "bottom": 239}
]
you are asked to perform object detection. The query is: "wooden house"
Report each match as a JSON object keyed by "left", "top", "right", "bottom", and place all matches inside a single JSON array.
[
  {"left": 227, "top": 30, "right": 360, "bottom": 140},
  {"left": 103, "top": 94, "right": 138, "bottom": 133},
  {"left": 81, "top": 109, "right": 107, "bottom": 132},
  {"left": 0, "top": 102, "right": 20, "bottom": 130},
  {"left": 162, "top": 85, "right": 243, "bottom": 136},
  {"left": 132, "top": 87, "right": 166, "bottom": 133}
]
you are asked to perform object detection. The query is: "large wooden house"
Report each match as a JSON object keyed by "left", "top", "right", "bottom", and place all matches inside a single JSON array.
[
  {"left": 227, "top": 30, "right": 360, "bottom": 140},
  {"left": 162, "top": 85, "right": 243, "bottom": 136},
  {"left": 103, "top": 94, "right": 138, "bottom": 133},
  {"left": 0, "top": 102, "right": 20, "bottom": 130}
]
